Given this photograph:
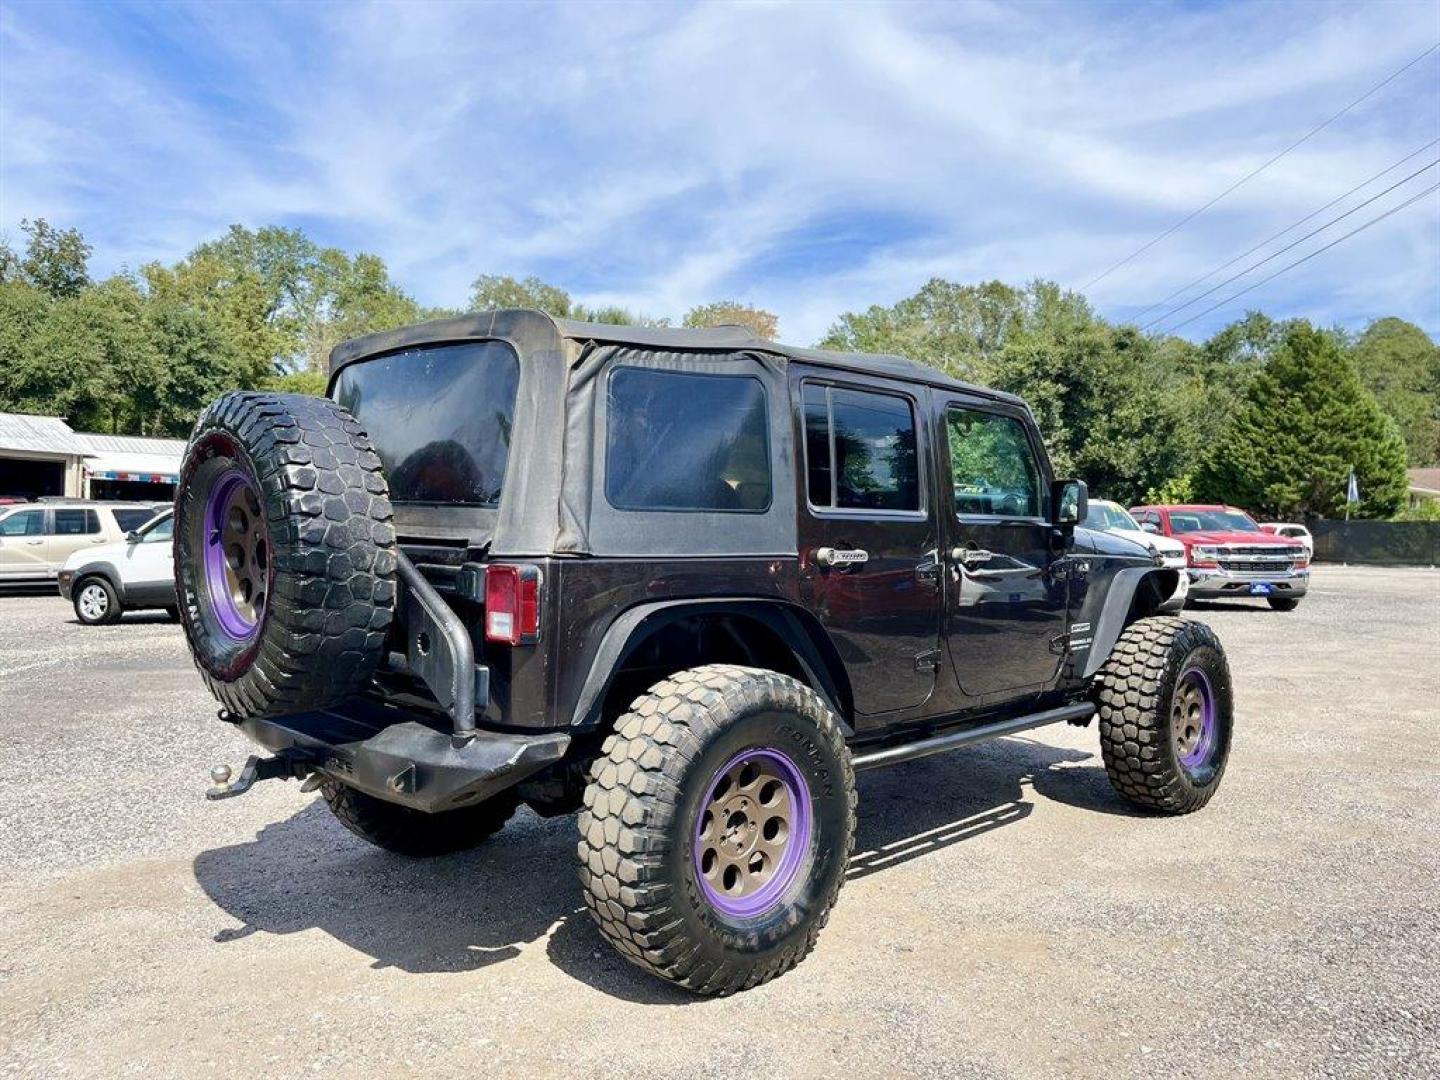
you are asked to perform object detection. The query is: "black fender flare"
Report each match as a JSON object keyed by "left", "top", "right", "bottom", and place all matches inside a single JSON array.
[
  {"left": 1080, "top": 566, "right": 1181, "bottom": 679},
  {"left": 570, "top": 598, "right": 853, "bottom": 734}
]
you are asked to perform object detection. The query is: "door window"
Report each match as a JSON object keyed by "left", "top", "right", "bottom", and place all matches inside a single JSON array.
[
  {"left": 945, "top": 408, "right": 1044, "bottom": 518},
  {"left": 54, "top": 509, "right": 101, "bottom": 535},
  {"left": 0, "top": 510, "right": 44, "bottom": 536},
  {"left": 803, "top": 384, "right": 920, "bottom": 512},
  {"left": 140, "top": 515, "right": 174, "bottom": 542}
]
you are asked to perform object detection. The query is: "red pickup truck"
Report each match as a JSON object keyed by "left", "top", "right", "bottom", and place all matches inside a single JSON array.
[{"left": 1127, "top": 503, "right": 1310, "bottom": 611}]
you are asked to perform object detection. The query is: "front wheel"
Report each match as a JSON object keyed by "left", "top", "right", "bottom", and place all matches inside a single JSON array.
[
  {"left": 1267, "top": 596, "right": 1300, "bottom": 611},
  {"left": 1095, "top": 616, "right": 1233, "bottom": 814},
  {"left": 577, "top": 665, "right": 856, "bottom": 995},
  {"left": 74, "top": 577, "right": 121, "bottom": 625}
]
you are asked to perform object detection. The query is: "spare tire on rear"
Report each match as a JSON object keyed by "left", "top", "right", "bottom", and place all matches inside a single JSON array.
[{"left": 175, "top": 391, "right": 397, "bottom": 719}]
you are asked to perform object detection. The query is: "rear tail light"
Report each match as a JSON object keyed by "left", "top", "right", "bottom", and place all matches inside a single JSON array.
[
  {"left": 484, "top": 564, "right": 542, "bottom": 645},
  {"left": 1189, "top": 545, "right": 1219, "bottom": 569}
]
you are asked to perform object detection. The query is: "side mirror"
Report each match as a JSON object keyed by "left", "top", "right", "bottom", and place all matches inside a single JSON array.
[
  {"left": 1051, "top": 478, "right": 1087, "bottom": 527},
  {"left": 1140, "top": 521, "right": 1159, "bottom": 534},
  {"left": 125, "top": 531, "right": 141, "bottom": 544}
]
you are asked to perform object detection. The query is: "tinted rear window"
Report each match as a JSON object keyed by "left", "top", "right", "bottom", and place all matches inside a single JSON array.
[
  {"left": 605, "top": 368, "right": 770, "bottom": 513},
  {"left": 54, "top": 509, "right": 100, "bottom": 535},
  {"left": 113, "top": 509, "right": 157, "bottom": 532},
  {"left": 334, "top": 341, "right": 520, "bottom": 506}
]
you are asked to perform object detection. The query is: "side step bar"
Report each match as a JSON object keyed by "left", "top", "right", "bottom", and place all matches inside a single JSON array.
[{"left": 850, "top": 702, "right": 1096, "bottom": 773}]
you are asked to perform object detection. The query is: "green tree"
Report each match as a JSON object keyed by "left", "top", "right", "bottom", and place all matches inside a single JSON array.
[
  {"left": 468, "top": 274, "right": 574, "bottom": 318},
  {"left": 684, "top": 301, "right": 779, "bottom": 340},
  {"left": 1349, "top": 317, "right": 1439, "bottom": 466},
  {"left": 1195, "top": 324, "right": 1408, "bottom": 518},
  {"left": 7, "top": 219, "right": 93, "bottom": 298},
  {"left": 820, "top": 278, "right": 1026, "bottom": 382}
]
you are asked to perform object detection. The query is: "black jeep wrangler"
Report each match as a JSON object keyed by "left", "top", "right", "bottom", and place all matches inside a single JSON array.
[{"left": 177, "top": 309, "right": 1231, "bottom": 995}]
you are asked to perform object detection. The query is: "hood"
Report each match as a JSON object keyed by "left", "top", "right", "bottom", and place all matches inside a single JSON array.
[
  {"left": 1110, "top": 527, "right": 1184, "bottom": 555},
  {"left": 1175, "top": 530, "right": 1302, "bottom": 548}
]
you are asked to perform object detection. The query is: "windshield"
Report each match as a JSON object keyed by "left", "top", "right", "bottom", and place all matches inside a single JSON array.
[
  {"left": 334, "top": 341, "right": 520, "bottom": 507},
  {"left": 1083, "top": 502, "right": 1140, "bottom": 532},
  {"left": 1168, "top": 509, "right": 1260, "bottom": 533}
]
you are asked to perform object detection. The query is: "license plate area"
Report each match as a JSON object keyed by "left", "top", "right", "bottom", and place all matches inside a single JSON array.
[{"left": 1249, "top": 582, "right": 1274, "bottom": 595}]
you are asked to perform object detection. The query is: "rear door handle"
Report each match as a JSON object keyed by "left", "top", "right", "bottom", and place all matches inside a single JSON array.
[
  {"left": 815, "top": 547, "right": 868, "bottom": 568},
  {"left": 952, "top": 547, "right": 995, "bottom": 570}
]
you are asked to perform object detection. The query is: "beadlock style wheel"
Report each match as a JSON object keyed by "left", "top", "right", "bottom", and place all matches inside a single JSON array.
[
  {"left": 175, "top": 391, "right": 397, "bottom": 720},
  {"left": 1095, "top": 616, "right": 1233, "bottom": 814},
  {"left": 694, "top": 747, "right": 813, "bottom": 919},
  {"left": 200, "top": 468, "right": 269, "bottom": 643},
  {"left": 578, "top": 665, "right": 856, "bottom": 995},
  {"left": 1172, "top": 667, "right": 1218, "bottom": 774}
]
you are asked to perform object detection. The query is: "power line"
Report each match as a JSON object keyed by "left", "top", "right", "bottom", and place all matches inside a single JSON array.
[
  {"left": 1141, "top": 157, "right": 1439, "bottom": 331},
  {"left": 1078, "top": 42, "right": 1440, "bottom": 292},
  {"left": 1158, "top": 181, "right": 1440, "bottom": 334},
  {"left": 1129, "top": 137, "right": 1440, "bottom": 323}
]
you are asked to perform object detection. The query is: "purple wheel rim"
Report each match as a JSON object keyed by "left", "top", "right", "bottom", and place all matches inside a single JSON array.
[
  {"left": 201, "top": 468, "right": 268, "bottom": 642},
  {"left": 1175, "top": 666, "right": 1217, "bottom": 770},
  {"left": 693, "top": 747, "right": 813, "bottom": 919}
]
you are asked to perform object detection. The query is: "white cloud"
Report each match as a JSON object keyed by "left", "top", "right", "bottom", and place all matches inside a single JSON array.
[{"left": 1, "top": 0, "right": 1436, "bottom": 345}]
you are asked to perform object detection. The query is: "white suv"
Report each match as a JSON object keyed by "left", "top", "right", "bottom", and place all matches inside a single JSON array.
[
  {"left": 57, "top": 509, "right": 176, "bottom": 625},
  {"left": 1261, "top": 522, "right": 1314, "bottom": 558},
  {"left": 1083, "top": 498, "right": 1189, "bottom": 611},
  {"left": 0, "top": 501, "right": 163, "bottom": 582}
]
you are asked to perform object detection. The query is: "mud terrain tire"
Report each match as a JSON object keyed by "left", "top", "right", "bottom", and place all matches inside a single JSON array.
[
  {"left": 578, "top": 665, "right": 856, "bottom": 996},
  {"left": 175, "top": 391, "right": 396, "bottom": 719},
  {"left": 321, "top": 779, "right": 519, "bottom": 857},
  {"left": 1095, "top": 616, "right": 1232, "bottom": 814}
]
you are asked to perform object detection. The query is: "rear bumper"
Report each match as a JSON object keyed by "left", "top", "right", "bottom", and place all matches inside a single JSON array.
[
  {"left": 234, "top": 697, "right": 570, "bottom": 813},
  {"left": 1187, "top": 566, "right": 1309, "bottom": 600}
]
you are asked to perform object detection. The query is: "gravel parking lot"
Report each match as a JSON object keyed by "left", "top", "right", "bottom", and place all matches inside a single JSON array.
[{"left": 1, "top": 566, "right": 1437, "bottom": 1079}]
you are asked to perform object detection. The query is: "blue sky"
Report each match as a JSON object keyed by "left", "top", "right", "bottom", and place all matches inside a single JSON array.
[{"left": 2, "top": 0, "right": 1437, "bottom": 345}]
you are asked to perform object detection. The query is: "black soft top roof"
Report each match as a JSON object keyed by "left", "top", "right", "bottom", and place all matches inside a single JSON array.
[{"left": 331, "top": 309, "right": 1019, "bottom": 405}]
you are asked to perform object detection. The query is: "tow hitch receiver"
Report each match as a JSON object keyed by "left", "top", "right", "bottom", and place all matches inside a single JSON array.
[{"left": 207, "top": 750, "right": 314, "bottom": 801}]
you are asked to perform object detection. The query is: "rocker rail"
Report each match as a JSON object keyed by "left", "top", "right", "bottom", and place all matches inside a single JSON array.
[{"left": 849, "top": 702, "right": 1096, "bottom": 772}]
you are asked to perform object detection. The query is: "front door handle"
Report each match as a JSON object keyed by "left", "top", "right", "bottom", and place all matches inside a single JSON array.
[
  {"left": 815, "top": 547, "right": 869, "bottom": 568},
  {"left": 952, "top": 546, "right": 995, "bottom": 570}
]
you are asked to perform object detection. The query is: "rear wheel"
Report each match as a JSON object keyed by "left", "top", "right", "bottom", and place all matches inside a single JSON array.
[
  {"left": 1267, "top": 596, "right": 1300, "bottom": 611},
  {"left": 74, "top": 577, "right": 120, "bottom": 625},
  {"left": 577, "top": 665, "right": 855, "bottom": 995},
  {"left": 174, "top": 392, "right": 396, "bottom": 719},
  {"left": 320, "top": 779, "right": 519, "bottom": 858},
  {"left": 1095, "top": 616, "right": 1232, "bottom": 814}
]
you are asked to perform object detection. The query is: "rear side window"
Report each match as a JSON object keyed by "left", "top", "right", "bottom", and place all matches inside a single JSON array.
[
  {"left": 54, "top": 509, "right": 100, "bottom": 535},
  {"left": 0, "top": 510, "right": 44, "bottom": 536},
  {"left": 113, "top": 509, "right": 157, "bottom": 532},
  {"left": 803, "top": 384, "right": 920, "bottom": 512},
  {"left": 605, "top": 368, "right": 771, "bottom": 513}
]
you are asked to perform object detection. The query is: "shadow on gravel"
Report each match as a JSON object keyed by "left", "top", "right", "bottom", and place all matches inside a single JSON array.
[{"left": 193, "top": 732, "right": 1130, "bottom": 1002}]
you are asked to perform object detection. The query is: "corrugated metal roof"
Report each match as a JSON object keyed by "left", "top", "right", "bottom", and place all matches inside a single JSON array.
[
  {"left": 75, "top": 432, "right": 186, "bottom": 457},
  {"left": 0, "top": 412, "right": 89, "bottom": 457}
]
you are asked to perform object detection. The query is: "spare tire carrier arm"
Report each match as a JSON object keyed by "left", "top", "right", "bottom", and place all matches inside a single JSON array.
[{"left": 395, "top": 550, "right": 477, "bottom": 745}]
